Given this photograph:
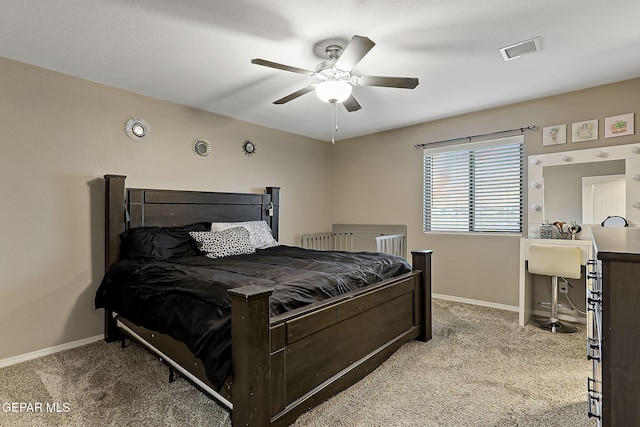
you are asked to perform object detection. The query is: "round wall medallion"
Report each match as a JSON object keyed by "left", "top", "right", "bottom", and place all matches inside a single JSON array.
[
  {"left": 243, "top": 140, "right": 256, "bottom": 155},
  {"left": 193, "top": 138, "right": 212, "bottom": 158},
  {"left": 125, "top": 118, "right": 151, "bottom": 142}
]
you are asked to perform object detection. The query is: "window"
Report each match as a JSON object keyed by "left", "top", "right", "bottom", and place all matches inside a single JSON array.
[{"left": 423, "top": 136, "right": 523, "bottom": 233}]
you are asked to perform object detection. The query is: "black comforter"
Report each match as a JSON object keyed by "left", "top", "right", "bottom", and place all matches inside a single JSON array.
[{"left": 95, "top": 245, "right": 411, "bottom": 389}]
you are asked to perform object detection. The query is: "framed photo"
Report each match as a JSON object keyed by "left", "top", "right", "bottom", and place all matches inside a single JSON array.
[
  {"left": 542, "top": 124, "right": 566, "bottom": 146},
  {"left": 605, "top": 113, "right": 634, "bottom": 138},
  {"left": 571, "top": 119, "right": 598, "bottom": 142}
]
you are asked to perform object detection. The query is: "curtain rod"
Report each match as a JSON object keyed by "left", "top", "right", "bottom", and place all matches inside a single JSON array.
[{"left": 413, "top": 125, "right": 538, "bottom": 149}]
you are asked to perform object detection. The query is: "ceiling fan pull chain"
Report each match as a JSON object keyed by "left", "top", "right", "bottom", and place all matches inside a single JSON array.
[{"left": 331, "top": 102, "right": 338, "bottom": 144}]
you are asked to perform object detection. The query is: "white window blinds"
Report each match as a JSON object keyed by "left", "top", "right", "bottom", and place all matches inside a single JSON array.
[{"left": 423, "top": 136, "right": 523, "bottom": 233}]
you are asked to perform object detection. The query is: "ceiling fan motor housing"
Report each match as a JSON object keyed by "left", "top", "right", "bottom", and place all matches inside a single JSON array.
[{"left": 315, "top": 60, "right": 350, "bottom": 82}]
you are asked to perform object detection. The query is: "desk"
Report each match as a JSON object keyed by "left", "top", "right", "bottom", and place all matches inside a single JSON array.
[{"left": 519, "top": 237, "right": 593, "bottom": 326}]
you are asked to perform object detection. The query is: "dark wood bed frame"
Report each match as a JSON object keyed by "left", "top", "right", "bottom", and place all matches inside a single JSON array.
[{"left": 102, "top": 174, "right": 433, "bottom": 426}]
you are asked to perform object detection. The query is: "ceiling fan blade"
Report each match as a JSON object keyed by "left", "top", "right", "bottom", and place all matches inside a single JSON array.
[
  {"left": 335, "top": 35, "right": 375, "bottom": 72},
  {"left": 342, "top": 94, "right": 362, "bottom": 112},
  {"left": 251, "top": 58, "right": 315, "bottom": 76},
  {"left": 352, "top": 75, "right": 419, "bottom": 89},
  {"left": 273, "top": 85, "right": 315, "bottom": 104}
]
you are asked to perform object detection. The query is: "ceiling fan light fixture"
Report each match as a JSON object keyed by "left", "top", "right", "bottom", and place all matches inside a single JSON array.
[{"left": 316, "top": 80, "right": 352, "bottom": 104}]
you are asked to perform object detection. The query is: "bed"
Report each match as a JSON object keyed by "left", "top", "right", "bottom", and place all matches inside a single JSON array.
[{"left": 97, "top": 174, "right": 433, "bottom": 426}]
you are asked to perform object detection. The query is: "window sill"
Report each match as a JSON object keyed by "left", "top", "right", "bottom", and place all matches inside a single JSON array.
[{"left": 423, "top": 231, "right": 523, "bottom": 238}]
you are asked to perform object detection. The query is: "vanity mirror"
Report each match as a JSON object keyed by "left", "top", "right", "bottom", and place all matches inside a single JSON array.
[
  {"left": 544, "top": 160, "right": 626, "bottom": 224},
  {"left": 528, "top": 142, "right": 640, "bottom": 237}
]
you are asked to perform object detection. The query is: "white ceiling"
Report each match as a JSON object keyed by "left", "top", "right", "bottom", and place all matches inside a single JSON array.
[{"left": 2, "top": 0, "right": 640, "bottom": 142}]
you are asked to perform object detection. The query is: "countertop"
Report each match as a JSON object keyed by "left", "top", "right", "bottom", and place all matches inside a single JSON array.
[{"left": 591, "top": 227, "right": 640, "bottom": 262}]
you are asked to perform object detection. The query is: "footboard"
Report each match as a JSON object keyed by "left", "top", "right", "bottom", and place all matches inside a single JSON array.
[{"left": 229, "top": 250, "right": 432, "bottom": 426}]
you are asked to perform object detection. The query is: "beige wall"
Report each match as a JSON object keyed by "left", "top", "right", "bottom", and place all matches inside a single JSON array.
[
  {"left": 0, "top": 57, "right": 332, "bottom": 360},
  {"left": 2, "top": 52, "right": 639, "bottom": 361},
  {"left": 330, "top": 78, "right": 640, "bottom": 308}
]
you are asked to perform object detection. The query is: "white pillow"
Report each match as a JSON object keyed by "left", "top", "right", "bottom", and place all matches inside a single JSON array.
[
  {"left": 189, "top": 228, "right": 255, "bottom": 259},
  {"left": 210, "top": 220, "right": 278, "bottom": 249}
]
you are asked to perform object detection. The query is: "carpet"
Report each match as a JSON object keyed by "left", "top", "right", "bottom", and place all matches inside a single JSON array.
[{"left": 0, "top": 299, "right": 595, "bottom": 426}]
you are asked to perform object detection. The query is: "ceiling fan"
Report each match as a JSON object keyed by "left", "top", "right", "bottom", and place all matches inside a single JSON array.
[{"left": 251, "top": 35, "right": 419, "bottom": 112}]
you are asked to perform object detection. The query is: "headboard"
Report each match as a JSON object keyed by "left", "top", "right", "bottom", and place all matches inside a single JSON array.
[{"left": 104, "top": 175, "right": 280, "bottom": 270}]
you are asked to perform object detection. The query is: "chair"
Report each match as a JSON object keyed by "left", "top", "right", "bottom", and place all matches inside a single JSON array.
[{"left": 528, "top": 244, "right": 582, "bottom": 333}]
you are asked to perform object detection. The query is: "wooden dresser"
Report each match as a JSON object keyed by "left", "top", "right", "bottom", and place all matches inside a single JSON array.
[{"left": 587, "top": 228, "right": 640, "bottom": 426}]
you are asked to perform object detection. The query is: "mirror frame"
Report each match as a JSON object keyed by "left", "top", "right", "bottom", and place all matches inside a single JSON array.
[
  {"left": 528, "top": 142, "right": 640, "bottom": 237},
  {"left": 124, "top": 117, "right": 151, "bottom": 142}
]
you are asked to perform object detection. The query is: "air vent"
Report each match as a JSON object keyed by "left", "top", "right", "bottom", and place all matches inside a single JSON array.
[{"left": 499, "top": 37, "right": 542, "bottom": 61}]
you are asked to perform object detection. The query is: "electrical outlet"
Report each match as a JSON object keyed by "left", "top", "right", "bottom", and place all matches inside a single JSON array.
[{"left": 559, "top": 282, "right": 569, "bottom": 294}]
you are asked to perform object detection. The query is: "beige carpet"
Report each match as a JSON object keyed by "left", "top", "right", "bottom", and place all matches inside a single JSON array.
[{"left": 0, "top": 299, "right": 595, "bottom": 426}]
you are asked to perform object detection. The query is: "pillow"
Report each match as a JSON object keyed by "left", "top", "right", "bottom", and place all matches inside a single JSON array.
[
  {"left": 210, "top": 220, "right": 278, "bottom": 249},
  {"left": 189, "top": 228, "right": 255, "bottom": 259},
  {"left": 120, "top": 222, "right": 211, "bottom": 260}
]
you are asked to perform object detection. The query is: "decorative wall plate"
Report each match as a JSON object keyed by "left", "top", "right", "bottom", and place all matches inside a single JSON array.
[
  {"left": 125, "top": 117, "right": 151, "bottom": 141},
  {"left": 193, "top": 138, "right": 212, "bottom": 157},
  {"left": 243, "top": 140, "right": 256, "bottom": 155}
]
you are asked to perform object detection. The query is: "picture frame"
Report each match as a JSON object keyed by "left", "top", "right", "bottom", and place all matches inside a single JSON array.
[
  {"left": 604, "top": 113, "right": 634, "bottom": 138},
  {"left": 542, "top": 124, "right": 567, "bottom": 146},
  {"left": 571, "top": 119, "right": 598, "bottom": 142}
]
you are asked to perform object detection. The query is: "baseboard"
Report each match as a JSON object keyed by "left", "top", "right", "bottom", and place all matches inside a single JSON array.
[
  {"left": 433, "top": 293, "right": 519, "bottom": 313},
  {"left": 0, "top": 335, "right": 103, "bottom": 369}
]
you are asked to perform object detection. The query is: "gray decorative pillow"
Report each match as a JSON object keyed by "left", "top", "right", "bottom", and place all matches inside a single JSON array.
[
  {"left": 189, "top": 227, "right": 255, "bottom": 259},
  {"left": 210, "top": 220, "right": 278, "bottom": 249}
]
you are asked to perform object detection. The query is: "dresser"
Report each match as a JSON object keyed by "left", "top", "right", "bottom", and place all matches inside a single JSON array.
[{"left": 587, "top": 227, "right": 640, "bottom": 426}]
